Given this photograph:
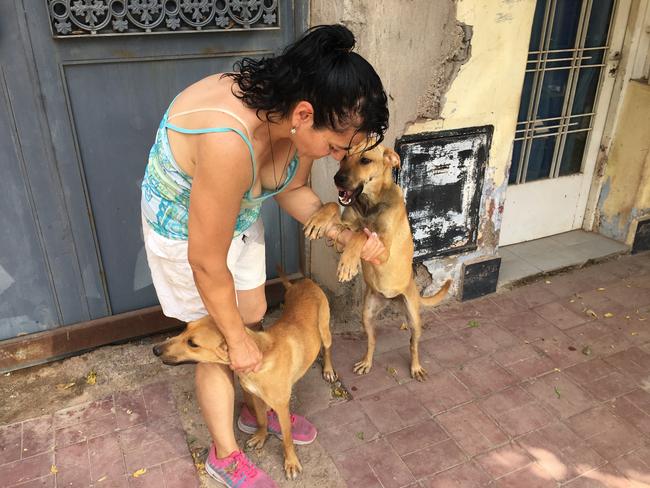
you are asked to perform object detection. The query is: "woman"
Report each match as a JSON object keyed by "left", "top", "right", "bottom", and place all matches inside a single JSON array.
[{"left": 141, "top": 24, "right": 389, "bottom": 487}]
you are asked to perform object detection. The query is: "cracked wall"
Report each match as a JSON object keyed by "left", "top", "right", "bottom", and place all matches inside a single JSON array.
[{"left": 309, "top": 0, "right": 536, "bottom": 301}]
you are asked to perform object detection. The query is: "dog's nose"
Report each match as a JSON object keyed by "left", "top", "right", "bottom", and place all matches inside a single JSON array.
[
  {"left": 152, "top": 345, "right": 162, "bottom": 356},
  {"left": 334, "top": 171, "right": 347, "bottom": 187}
]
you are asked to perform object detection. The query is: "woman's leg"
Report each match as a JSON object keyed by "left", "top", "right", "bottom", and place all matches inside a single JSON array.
[{"left": 195, "top": 283, "right": 267, "bottom": 458}]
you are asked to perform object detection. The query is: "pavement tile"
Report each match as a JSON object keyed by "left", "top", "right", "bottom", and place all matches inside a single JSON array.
[
  {"left": 55, "top": 414, "right": 118, "bottom": 448},
  {"left": 343, "top": 364, "right": 401, "bottom": 399},
  {"left": 605, "top": 282, "right": 650, "bottom": 309},
  {"left": 386, "top": 419, "right": 449, "bottom": 456},
  {"left": 160, "top": 455, "right": 200, "bottom": 488},
  {"left": 311, "top": 403, "right": 379, "bottom": 454},
  {"left": 332, "top": 438, "right": 415, "bottom": 488},
  {"left": 508, "top": 283, "right": 558, "bottom": 309},
  {"left": 604, "top": 347, "right": 650, "bottom": 384},
  {"left": 492, "top": 344, "right": 555, "bottom": 380},
  {"left": 488, "top": 294, "right": 533, "bottom": 316},
  {"left": 141, "top": 382, "right": 176, "bottom": 421},
  {"left": 533, "top": 301, "right": 589, "bottom": 330},
  {"left": 496, "top": 312, "right": 561, "bottom": 343},
  {"left": 480, "top": 387, "right": 553, "bottom": 437},
  {"left": 565, "top": 359, "right": 638, "bottom": 401},
  {"left": 517, "top": 422, "right": 605, "bottom": 482},
  {"left": 608, "top": 389, "right": 650, "bottom": 435},
  {"left": 22, "top": 415, "right": 54, "bottom": 458},
  {"left": 88, "top": 432, "right": 126, "bottom": 483},
  {"left": 0, "top": 452, "right": 53, "bottom": 487},
  {"left": 127, "top": 464, "right": 164, "bottom": 488},
  {"left": 608, "top": 444, "right": 650, "bottom": 485},
  {"left": 419, "top": 335, "right": 483, "bottom": 368},
  {"left": 358, "top": 385, "right": 430, "bottom": 434},
  {"left": 492, "top": 463, "right": 556, "bottom": 487},
  {"left": 453, "top": 356, "right": 518, "bottom": 397},
  {"left": 436, "top": 403, "right": 508, "bottom": 456},
  {"left": 532, "top": 329, "right": 592, "bottom": 369},
  {"left": 0, "top": 422, "right": 22, "bottom": 465},
  {"left": 454, "top": 324, "right": 514, "bottom": 355},
  {"left": 561, "top": 462, "right": 632, "bottom": 488},
  {"left": 522, "top": 372, "right": 597, "bottom": 419},
  {"left": 566, "top": 406, "right": 645, "bottom": 461},
  {"left": 10, "top": 475, "right": 56, "bottom": 487},
  {"left": 118, "top": 415, "right": 184, "bottom": 452},
  {"left": 404, "top": 370, "right": 472, "bottom": 415},
  {"left": 419, "top": 461, "right": 492, "bottom": 487},
  {"left": 372, "top": 324, "right": 415, "bottom": 355},
  {"left": 474, "top": 443, "right": 532, "bottom": 479},
  {"left": 53, "top": 397, "right": 114, "bottom": 429},
  {"left": 543, "top": 273, "right": 596, "bottom": 298},
  {"left": 55, "top": 441, "right": 91, "bottom": 488},
  {"left": 402, "top": 438, "right": 466, "bottom": 479},
  {"left": 114, "top": 389, "right": 148, "bottom": 430}
]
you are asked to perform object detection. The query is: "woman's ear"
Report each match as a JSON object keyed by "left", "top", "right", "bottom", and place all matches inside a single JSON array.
[
  {"left": 383, "top": 147, "right": 401, "bottom": 168},
  {"left": 291, "top": 101, "right": 314, "bottom": 129}
]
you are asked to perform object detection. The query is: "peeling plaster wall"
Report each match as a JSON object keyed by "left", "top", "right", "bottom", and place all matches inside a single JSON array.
[
  {"left": 596, "top": 80, "right": 650, "bottom": 244},
  {"left": 308, "top": 0, "right": 536, "bottom": 301}
]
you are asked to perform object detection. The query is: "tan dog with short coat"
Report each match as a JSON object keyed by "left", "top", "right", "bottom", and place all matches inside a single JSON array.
[
  {"left": 305, "top": 140, "right": 451, "bottom": 381},
  {"left": 152, "top": 270, "right": 336, "bottom": 480}
]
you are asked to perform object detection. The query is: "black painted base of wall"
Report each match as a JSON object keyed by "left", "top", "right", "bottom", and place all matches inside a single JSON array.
[
  {"left": 461, "top": 257, "right": 502, "bottom": 301},
  {"left": 632, "top": 218, "right": 650, "bottom": 254}
]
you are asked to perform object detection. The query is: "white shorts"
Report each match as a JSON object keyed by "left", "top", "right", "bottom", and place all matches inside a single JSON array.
[{"left": 142, "top": 217, "right": 266, "bottom": 322}]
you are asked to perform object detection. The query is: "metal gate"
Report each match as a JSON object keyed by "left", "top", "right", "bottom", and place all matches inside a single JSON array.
[{"left": 0, "top": 1, "right": 306, "bottom": 342}]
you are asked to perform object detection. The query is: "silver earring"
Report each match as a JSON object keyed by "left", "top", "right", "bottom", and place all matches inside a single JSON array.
[{"left": 290, "top": 127, "right": 297, "bottom": 135}]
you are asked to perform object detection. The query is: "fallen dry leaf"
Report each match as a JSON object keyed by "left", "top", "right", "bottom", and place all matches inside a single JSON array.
[
  {"left": 50, "top": 465, "right": 58, "bottom": 474},
  {"left": 597, "top": 287, "right": 606, "bottom": 291},
  {"left": 97, "top": 476, "right": 107, "bottom": 482},
  {"left": 86, "top": 371, "right": 97, "bottom": 385},
  {"left": 604, "top": 312, "right": 614, "bottom": 318},
  {"left": 132, "top": 468, "right": 147, "bottom": 478},
  {"left": 582, "top": 345, "right": 593, "bottom": 356},
  {"left": 631, "top": 332, "right": 639, "bottom": 336},
  {"left": 545, "top": 280, "right": 552, "bottom": 284},
  {"left": 56, "top": 382, "right": 75, "bottom": 390},
  {"left": 585, "top": 309, "right": 598, "bottom": 319},
  {"left": 554, "top": 387, "right": 561, "bottom": 399},
  {"left": 399, "top": 322, "right": 408, "bottom": 330}
]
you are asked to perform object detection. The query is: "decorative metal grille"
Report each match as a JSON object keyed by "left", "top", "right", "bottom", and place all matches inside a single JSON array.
[
  {"left": 509, "top": 0, "right": 616, "bottom": 185},
  {"left": 48, "top": 0, "right": 279, "bottom": 37}
]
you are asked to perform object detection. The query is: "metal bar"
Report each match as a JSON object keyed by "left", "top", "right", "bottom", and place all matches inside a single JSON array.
[
  {"left": 516, "top": 112, "right": 595, "bottom": 126},
  {"left": 526, "top": 63, "right": 607, "bottom": 73},
  {"left": 527, "top": 55, "right": 594, "bottom": 63},
  {"left": 519, "top": 0, "right": 555, "bottom": 184},
  {"left": 551, "top": 0, "right": 592, "bottom": 178},
  {"left": 528, "top": 46, "right": 609, "bottom": 54},
  {"left": 515, "top": 121, "right": 581, "bottom": 135},
  {"left": 514, "top": 126, "right": 594, "bottom": 141}
]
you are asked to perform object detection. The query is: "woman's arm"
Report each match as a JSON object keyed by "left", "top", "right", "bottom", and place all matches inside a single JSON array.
[
  {"left": 187, "top": 132, "right": 262, "bottom": 373},
  {"left": 274, "top": 156, "right": 385, "bottom": 262}
]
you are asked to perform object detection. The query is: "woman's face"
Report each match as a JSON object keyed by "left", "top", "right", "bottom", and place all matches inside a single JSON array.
[{"left": 294, "top": 125, "right": 367, "bottom": 161}]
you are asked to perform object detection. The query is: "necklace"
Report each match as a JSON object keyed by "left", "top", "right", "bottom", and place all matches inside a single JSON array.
[{"left": 267, "top": 122, "right": 294, "bottom": 191}]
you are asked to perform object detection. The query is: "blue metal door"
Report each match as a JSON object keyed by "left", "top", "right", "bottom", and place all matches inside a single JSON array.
[{"left": 0, "top": 1, "right": 306, "bottom": 341}]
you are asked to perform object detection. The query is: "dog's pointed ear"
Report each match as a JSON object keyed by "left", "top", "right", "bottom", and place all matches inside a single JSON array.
[
  {"left": 383, "top": 148, "right": 400, "bottom": 169},
  {"left": 213, "top": 343, "right": 231, "bottom": 364}
]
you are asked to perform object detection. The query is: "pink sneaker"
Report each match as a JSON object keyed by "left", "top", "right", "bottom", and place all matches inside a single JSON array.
[
  {"left": 237, "top": 404, "right": 317, "bottom": 445},
  {"left": 205, "top": 446, "right": 277, "bottom": 487}
]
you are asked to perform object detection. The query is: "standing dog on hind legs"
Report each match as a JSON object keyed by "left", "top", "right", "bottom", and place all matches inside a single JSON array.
[
  {"left": 305, "top": 140, "right": 451, "bottom": 381},
  {"left": 153, "top": 268, "right": 336, "bottom": 480}
]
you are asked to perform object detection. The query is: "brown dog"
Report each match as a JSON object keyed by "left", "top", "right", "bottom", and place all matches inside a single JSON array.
[
  {"left": 152, "top": 271, "right": 336, "bottom": 480},
  {"left": 305, "top": 140, "right": 451, "bottom": 381}
]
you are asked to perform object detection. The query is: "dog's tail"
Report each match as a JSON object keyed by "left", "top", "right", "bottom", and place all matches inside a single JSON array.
[
  {"left": 275, "top": 265, "right": 292, "bottom": 289},
  {"left": 420, "top": 279, "right": 452, "bottom": 307}
]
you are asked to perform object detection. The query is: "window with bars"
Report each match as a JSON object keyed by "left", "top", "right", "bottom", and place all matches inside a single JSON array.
[{"left": 509, "top": 0, "right": 616, "bottom": 185}]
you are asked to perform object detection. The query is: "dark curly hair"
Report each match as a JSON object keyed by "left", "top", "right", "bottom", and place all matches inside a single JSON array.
[{"left": 223, "top": 24, "right": 389, "bottom": 145}]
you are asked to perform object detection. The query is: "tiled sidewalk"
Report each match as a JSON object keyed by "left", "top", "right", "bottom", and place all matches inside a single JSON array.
[
  {"left": 0, "top": 382, "right": 199, "bottom": 487},
  {"left": 1, "top": 253, "right": 649, "bottom": 487},
  {"left": 310, "top": 253, "right": 650, "bottom": 487}
]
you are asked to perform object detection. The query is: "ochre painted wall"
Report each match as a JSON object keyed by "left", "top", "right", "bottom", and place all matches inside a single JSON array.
[{"left": 596, "top": 80, "right": 650, "bottom": 244}]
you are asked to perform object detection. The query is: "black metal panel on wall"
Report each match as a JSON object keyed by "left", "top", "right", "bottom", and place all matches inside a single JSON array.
[
  {"left": 395, "top": 126, "right": 493, "bottom": 262},
  {"left": 0, "top": 1, "right": 307, "bottom": 340}
]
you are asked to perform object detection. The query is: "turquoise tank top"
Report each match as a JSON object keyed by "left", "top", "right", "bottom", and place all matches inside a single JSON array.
[{"left": 141, "top": 100, "right": 298, "bottom": 240}]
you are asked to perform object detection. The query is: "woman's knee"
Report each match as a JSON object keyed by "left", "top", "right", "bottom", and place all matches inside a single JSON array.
[
  {"left": 195, "top": 362, "right": 233, "bottom": 389},
  {"left": 241, "top": 299, "right": 267, "bottom": 325}
]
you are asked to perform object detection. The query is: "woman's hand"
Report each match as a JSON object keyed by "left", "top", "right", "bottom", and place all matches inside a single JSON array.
[
  {"left": 359, "top": 228, "right": 385, "bottom": 265},
  {"left": 227, "top": 332, "right": 263, "bottom": 374}
]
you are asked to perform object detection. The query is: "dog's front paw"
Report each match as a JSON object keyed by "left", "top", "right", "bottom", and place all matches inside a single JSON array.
[
  {"left": 353, "top": 358, "right": 373, "bottom": 375},
  {"left": 284, "top": 456, "right": 303, "bottom": 480},
  {"left": 337, "top": 255, "right": 360, "bottom": 282},
  {"left": 322, "top": 367, "right": 337, "bottom": 383},
  {"left": 411, "top": 365, "right": 428, "bottom": 382},
  {"left": 304, "top": 203, "right": 339, "bottom": 240},
  {"left": 246, "top": 429, "right": 268, "bottom": 450}
]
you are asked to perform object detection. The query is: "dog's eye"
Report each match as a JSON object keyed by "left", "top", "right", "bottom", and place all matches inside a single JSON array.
[
  {"left": 360, "top": 157, "right": 371, "bottom": 165},
  {"left": 187, "top": 338, "right": 198, "bottom": 348}
]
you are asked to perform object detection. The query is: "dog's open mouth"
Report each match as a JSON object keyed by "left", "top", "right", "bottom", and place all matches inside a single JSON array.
[{"left": 337, "top": 186, "right": 363, "bottom": 206}]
